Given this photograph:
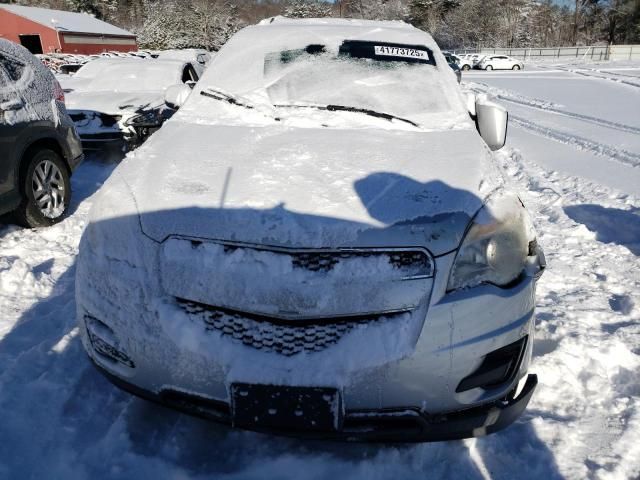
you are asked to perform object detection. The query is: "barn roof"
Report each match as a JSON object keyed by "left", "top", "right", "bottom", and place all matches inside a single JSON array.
[{"left": 0, "top": 4, "right": 135, "bottom": 37}]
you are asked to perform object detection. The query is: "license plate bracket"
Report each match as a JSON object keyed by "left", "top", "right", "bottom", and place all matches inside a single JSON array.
[{"left": 231, "top": 383, "right": 342, "bottom": 432}]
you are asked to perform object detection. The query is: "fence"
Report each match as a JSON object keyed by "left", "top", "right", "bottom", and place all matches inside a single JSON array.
[
  {"left": 450, "top": 44, "right": 640, "bottom": 62},
  {"left": 609, "top": 45, "right": 640, "bottom": 60}
]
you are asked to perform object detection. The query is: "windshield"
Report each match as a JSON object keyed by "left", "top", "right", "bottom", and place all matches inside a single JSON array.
[
  {"left": 263, "top": 42, "right": 455, "bottom": 120},
  {"left": 194, "top": 29, "right": 471, "bottom": 130},
  {"left": 74, "top": 60, "right": 113, "bottom": 78},
  {"left": 83, "top": 63, "right": 179, "bottom": 91}
]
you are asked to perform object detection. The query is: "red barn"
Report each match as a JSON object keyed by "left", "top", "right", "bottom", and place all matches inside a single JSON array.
[{"left": 0, "top": 4, "right": 137, "bottom": 55}]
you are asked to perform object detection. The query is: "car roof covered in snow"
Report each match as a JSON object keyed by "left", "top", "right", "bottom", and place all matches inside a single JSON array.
[
  {"left": 0, "top": 4, "right": 134, "bottom": 37},
  {"left": 256, "top": 16, "right": 436, "bottom": 45},
  {"left": 76, "top": 57, "right": 190, "bottom": 73}
]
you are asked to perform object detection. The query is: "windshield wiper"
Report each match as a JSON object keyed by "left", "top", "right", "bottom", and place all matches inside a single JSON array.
[
  {"left": 200, "top": 88, "right": 255, "bottom": 110},
  {"left": 275, "top": 104, "right": 419, "bottom": 128}
]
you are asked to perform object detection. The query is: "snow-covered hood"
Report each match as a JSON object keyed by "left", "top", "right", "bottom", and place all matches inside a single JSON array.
[
  {"left": 121, "top": 121, "right": 504, "bottom": 255},
  {"left": 65, "top": 90, "right": 165, "bottom": 116}
]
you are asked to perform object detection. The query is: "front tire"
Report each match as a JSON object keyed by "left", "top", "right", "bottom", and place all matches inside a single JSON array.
[
  {"left": 512, "top": 64, "right": 521, "bottom": 70},
  {"left": 462, "top": 64, "right": 471, "bottom": 71},
  {"left": 15, "top": 148, "right": 71, "bottom": 228},
  {"left": 485, "top": 65, "right": 493, "bottom": 71}
]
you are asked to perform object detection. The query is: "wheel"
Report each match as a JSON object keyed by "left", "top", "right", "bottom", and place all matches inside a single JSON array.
[
  {"left": 15, "top": 148, "right": 71, "bottom": 228},
  {"left": 512, "top": 64, "right": 521, "bottom": 70},
  {"left": 485, "top": 65, "right": 493, "bottom": 71},
  {"left": 462, "top": 64, "right": 471, "bottom": 71}
]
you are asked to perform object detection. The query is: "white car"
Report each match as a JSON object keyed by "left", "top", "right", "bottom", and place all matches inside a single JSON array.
[
  {"left": 65, "top": 58, "right": 199, "bottom": 155},
  {"left": 477, "top": 55, "right": 524, "bottom": 71},
  {"left": 77, "top": 17, "right": 544, "bottom": 441},
  {"left": 455, "top": 54, "right": 473, "bottom": 71},
  {"left": 461, "top": 53, "right": 483, "bottom": 66},
  {"left": 156, "top": 49, "right": 212, "bottom": 77}
]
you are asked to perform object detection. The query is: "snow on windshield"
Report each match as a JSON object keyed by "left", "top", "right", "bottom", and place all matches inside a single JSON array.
[
  {"left": 264, "top": 44, "right": 454, "bottom": 120},
  {"left": 84, "top": 62, "right": 179, "bottom": 92},
  {"left": 191, "top": 24, "right": 471, "bottom": 130},
  {"left": 74, "top": 60, "right": 115, "bottom": 79}
]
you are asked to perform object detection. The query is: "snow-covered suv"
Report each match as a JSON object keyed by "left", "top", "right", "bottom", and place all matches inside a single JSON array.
[
  {"left": 0, "top": 39, "right": 83, "bottom": 227},
  {"left": 77, "top": 18, "right": 545, "bottom": 441}
]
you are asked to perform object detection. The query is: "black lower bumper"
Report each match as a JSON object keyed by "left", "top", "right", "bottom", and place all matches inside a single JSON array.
[
  {"left": 92, "top": 359, "right": 537, "bottom": 442},
  {"left": 79, "top": 135, "right": 127, "bottom": 152}
]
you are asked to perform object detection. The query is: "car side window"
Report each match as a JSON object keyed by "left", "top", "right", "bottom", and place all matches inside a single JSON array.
[
  {"left": 0, "top": 67, "right": 17, "bottom": 125},
  {"left": 0, "top": 54, "right": 26, "bottom": 83},
  {"left": 0, "top": 67, "right": 9, "bottom": 88}
]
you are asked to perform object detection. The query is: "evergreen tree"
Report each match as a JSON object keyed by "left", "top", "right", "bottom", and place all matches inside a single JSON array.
[{"left": 284, "top": 0, "right": 333, "bottom": 18}]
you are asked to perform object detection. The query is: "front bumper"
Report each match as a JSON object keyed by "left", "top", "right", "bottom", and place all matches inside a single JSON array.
[
  {"left": 78, "top": 133, "right": 128, "bottom": 152},
  {"left": 92, "top": 357, "right": 536, "bottom": 441},
  {"left": 77, "top": 216, "right": 542, "bottom": 441}
]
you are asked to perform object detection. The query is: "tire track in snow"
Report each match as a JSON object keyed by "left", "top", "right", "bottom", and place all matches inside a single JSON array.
[
  {"left": 497, "top": 147, "right": 640, "bottom": 480},
  {"left": 469, "top": 81, "right": 640, "bottom": 135},
  {"left": 598, "top": 69, "right": 640, "bottom": 80},
  {"left": 555, "top": 66, "right": 640, "bottom": 89},
  {"left": 509, "top": 114, "right": 640, "bottom": 168}
]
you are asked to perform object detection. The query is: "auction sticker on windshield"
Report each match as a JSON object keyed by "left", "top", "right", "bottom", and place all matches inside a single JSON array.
[{"left": 374, "top": 46, "right": 429, "bottom": 60}]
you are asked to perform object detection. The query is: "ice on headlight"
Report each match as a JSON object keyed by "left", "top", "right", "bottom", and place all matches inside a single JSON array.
[{"left": 448, "top": 192, "right": 533, "bottom": 291}]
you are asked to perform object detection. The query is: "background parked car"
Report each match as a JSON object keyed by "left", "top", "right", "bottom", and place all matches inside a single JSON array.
[
  {"left": 476, "top": 55, "right": 524, "bottom": 70},
  {"left": 460, "top": 53, "right": 483, "bottom": 67},
  {"left": 156, "top": 49, "right": 212, "bottom": 77},
  {"left": 455, "top": 54, "right": 473, "bottom": 71},
  {"left": 0, "top": 39, "right": 83, "bottom": 227},
  {"left": 65, "top": 58, "right": 199, "bottom": 158}
]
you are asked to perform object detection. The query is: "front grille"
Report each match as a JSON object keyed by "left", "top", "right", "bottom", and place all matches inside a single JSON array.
[
  {"left": 291, "top": 252, "right": 341, "bottom": 272},
  {"left": 210, "top": 243, "right": 433, "bottom": 277},
  {"left": 288, "top": 250, "right": 431, "bottom": 276},
  {"left": 177, "top": 299, "right": 401, "bottom": 356}
]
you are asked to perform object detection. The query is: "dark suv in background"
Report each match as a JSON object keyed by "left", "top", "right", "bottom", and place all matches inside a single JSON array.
[{"left": 0, "top": 39, "right": 83, "bottom": 227}]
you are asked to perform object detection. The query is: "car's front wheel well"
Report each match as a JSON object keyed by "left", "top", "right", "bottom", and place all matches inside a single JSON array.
[{"left": 18, "top": 138, "right": 70, "bottom": 193}]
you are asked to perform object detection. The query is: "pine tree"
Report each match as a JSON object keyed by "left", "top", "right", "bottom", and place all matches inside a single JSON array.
[
  {"left": 66, "top": 0, "right": 102, "bottom": 18},
  {"left": 284, "top": 0, "right": 333, "bottom": 18},
  {"left": 341, "top": 0, "right": 408, "bottom": 21}
]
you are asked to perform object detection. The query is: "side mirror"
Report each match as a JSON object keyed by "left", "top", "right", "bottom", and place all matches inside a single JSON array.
[
  {"left": 475, "top": 97, "right": 508, "bottom": 151},
  {"left": 164, "top": 84, "right": 192, "bottom": 109}
]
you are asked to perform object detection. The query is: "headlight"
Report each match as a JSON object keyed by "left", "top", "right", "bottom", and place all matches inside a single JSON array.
[{"left": 447, "top": 192, "right": 534, "bottom": 291}]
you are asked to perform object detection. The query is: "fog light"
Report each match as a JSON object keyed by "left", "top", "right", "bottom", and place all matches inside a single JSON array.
[
  {"left": 85, "top": 315, "right": 135, "bottom": 368},
  {"left": 456, "top": 336, "right": 527, "bottom": 393}
]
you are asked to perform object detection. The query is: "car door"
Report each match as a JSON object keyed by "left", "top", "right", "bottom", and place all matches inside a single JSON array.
[{"left": 0, "top": 59, "right": 22, "bottom": 197}]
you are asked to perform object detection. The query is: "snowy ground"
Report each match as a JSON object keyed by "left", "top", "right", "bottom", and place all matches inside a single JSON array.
[{"left": 1, "top": 61, "right": 639, "bottom": 479}]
